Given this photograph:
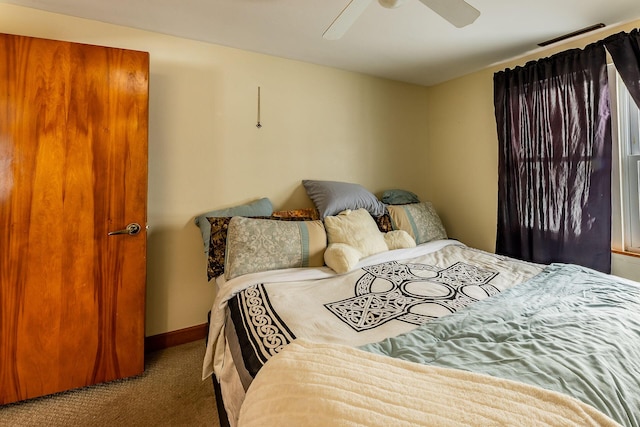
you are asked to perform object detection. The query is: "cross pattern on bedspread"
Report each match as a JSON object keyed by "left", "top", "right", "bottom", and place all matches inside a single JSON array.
[{"left": 325, "top": 261, "right": 500, "bottom": 331}]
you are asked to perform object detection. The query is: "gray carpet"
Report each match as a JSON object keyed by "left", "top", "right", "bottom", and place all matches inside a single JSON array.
[{"left": 0, "top": 339, "right": 219, "bottom": 427}]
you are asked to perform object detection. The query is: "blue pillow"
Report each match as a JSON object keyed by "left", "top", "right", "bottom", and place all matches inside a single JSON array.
[
  {"left": 382, "top": 189, "right": 420, "bottom": 205},
  {"left": 194, "top": 198, "right": 273, "bottom": 255},
  {"left": 302, "top": 180, "right": 387, "bottom": 219}
]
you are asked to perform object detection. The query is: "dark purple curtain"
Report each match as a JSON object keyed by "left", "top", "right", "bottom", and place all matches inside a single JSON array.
[
  {"left": 604, "top": 29, "right": 640, "bottom": 108},
  {"left": 494, "top": 42, "right": 612, "bottom": 273}
]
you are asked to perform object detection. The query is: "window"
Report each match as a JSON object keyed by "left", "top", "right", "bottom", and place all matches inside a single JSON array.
[{"left": 610, "top": 66, "right": 640, "bottom": 253}]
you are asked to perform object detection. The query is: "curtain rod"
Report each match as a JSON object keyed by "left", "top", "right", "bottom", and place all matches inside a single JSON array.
[{"left": 538, "top": 23, "right": 606, "bottom": 47}]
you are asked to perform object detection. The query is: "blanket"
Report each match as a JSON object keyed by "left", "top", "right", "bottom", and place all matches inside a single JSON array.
[
  {"left": 237, "top": 339, "right": 620, "bottom": 427},
  {"left": 362, "top": 263, "right": 640, "bottom": 427}
]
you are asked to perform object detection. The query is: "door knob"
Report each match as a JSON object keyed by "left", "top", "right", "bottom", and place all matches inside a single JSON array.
[{"left": 108, "top": 223, "right": 141, "bottom": 236}]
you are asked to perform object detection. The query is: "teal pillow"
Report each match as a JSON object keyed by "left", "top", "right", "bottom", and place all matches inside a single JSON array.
[
  {"left": 194, "top": 198, "right": 273, "bottom": 256},
  {"left": 382, "top": 189, "right": 420, "bottom": 205}
]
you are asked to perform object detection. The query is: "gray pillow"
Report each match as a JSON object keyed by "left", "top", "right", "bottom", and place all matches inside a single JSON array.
[
  {"left": 302, "top": 180, "right": 387, "bottom": 219},
  {"left": 194, "top": 198, "right": 273, "bottom": 255},
  {"left": 382, "top": 189, "right": 420, "bottom": 205}
]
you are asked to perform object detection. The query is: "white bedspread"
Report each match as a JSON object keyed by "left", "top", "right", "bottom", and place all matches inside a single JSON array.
[
  {"left": 203, "top": 240, "right": 542, "bottom": 379},
  {"left": 204, "top": 240, "right": 460, "bottom": 380},
  {"left": 238, "top": 339, "right": 621, "bottom": 427},
  {"left": 202, "top": 240, "right": 544, "bottom": 426}
]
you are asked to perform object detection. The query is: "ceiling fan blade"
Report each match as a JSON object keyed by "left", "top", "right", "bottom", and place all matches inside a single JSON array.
[
  {"left": 417, "top": 0, "right": 480, "bottom": 28},
  {"left": 323, "top": 0, "right": 373, "bottom": 40}
]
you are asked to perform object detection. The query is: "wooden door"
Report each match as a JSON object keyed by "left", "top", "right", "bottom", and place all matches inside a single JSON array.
[{"left": 0, "top": 34, "right": 149, "bottom": 404}]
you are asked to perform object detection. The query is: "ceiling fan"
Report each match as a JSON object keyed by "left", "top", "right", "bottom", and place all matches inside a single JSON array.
[{"left": 323, "top": 0, "right": 481, "bottom": 40}]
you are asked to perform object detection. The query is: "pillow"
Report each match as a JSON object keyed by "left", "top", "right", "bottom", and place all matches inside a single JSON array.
[
  {"left": 207, "top": 210, "right": 320, "bottom": 281},
  {"left": 324, "top": 229, "right": 415, "bottom": 274},
  {"left": 373, "top": 212, "right": 393, "bottom": 233},
  {"left": 387, "top": 202, "right": 447, "bottom": 245},
  {"left": 381, "top": 189, "right": 420, "bottom": 205},
  {"left": 224, "top": 217, "right": 327, "bottom": 280},
  {"left": 302, "top": 180, "right": 387, "bottom": 219},
  {"left": 207, "top": 217, "right": 246, "bottom": 280},
  {"left": 271, "top": 208, "right": 320, "bottom": 221},
  {"left": 323, "top": 209, "right": 388, "bottom": 257},
  {"left": 323, "top": 244, "right": 363, "bottom": 275},
  {"left": 323, "top": 209, "right": 390, "bottom": 273},
  {"left": 384, "top": 230, "right": 417, "bottom": 250},
  {"left": 323, "top": 209, "right": 416, "bottom": 274},
  {"left": 194, "top": 198, "right": 273, "bottom": 256}
]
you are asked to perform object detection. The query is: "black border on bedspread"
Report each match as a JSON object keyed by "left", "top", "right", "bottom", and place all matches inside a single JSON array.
[
  {"left": 212, "top": 376, "right": 230, "bottom": 427},
  {"left": 228, "top": 290, "right": 296, "bottom": 377},
  {"left": 206, "top": 310, "right": 231, "bottom": 427},
  {"left": 228, "top": 296, "right": 264, "bottom": 377}
]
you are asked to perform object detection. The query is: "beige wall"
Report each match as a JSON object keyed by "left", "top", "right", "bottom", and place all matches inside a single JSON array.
[
  {"left": 424, "top": 19, "right": 640, "bottom": 256},
  {"left": 0, "top": 4, "right": 430, "bottom": 336},
  {"left": 4, "top": 3, "right": 638, "bottom": 334}
]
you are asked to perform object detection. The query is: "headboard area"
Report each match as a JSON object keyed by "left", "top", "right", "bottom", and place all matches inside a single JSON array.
[{"left": 194, "top": 180, "right": 447, "bottom": 282}]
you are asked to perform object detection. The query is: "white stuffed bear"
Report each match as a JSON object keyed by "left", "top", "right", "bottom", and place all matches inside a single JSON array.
[{"left": 323, "top": 208, "right": 416, "bottom": 274}]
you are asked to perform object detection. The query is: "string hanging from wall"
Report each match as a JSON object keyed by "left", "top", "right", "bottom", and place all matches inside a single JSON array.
[{"left": 256, "top": 86, "right": 262, "bottom": 128}]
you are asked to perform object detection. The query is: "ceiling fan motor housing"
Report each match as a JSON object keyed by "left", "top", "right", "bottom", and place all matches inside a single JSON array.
[{"left": 378, "top": 0, "right": 407, "bottom": 9}]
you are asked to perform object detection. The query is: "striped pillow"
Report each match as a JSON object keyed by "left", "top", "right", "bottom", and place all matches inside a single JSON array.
[
  {"left": 225, "top": 217, "right": 327, "bottom": 280},
  {"left": 387, "top": 202, "right": 447, "bottom": 245},
  {"left": 206, "top": 209, "right": 320, "bottom": 281}
]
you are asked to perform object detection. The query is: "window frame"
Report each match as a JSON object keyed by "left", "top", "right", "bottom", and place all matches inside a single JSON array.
[{"left": 610, "top": 64, "right": 640, "bottom": 254}]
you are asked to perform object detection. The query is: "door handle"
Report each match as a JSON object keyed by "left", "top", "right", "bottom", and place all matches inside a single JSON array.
[{"left": 108, "top": 223, "right": 141, "bottom": 236}]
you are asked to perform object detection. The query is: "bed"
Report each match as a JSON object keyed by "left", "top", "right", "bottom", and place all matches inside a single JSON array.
[{"left": 198, "top": 181, "right": 640, "bottom": 427}]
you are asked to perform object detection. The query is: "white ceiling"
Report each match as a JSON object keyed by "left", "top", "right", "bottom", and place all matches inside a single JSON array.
[{"left": 2, "top": 0, "right": 640, "bottom": 86}]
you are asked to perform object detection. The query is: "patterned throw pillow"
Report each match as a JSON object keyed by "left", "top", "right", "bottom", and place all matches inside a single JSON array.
[
  {"left": 207, "top": 217, "right": 253, "bottom": 281},
  {"left": 387, "top": 202, "right": 447, "bottom": 245},
  {"left": 224, "top": 217, "right": 327, "bottom": 280},
  {"left": 373, "top": 213, "right": 393, "bottom": 233},
  {"left": 206, "top": 209, "right": 320, "bottom": 281},
  {"left": 270, "top": 208, "right": 320, "bottom": 221}
]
